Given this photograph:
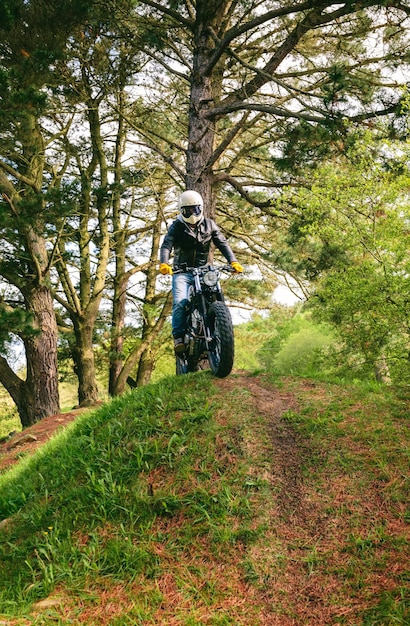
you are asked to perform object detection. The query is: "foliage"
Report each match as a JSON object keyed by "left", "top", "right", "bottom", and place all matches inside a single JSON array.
[
  {"left": 0, "top": 309, "right": 38, "bottom": 353},
  {"left": 234, "top": 306, "right": 296, "bottom": 371},
  {"left": 256, "top": 311, "right": 335, "bottom": 378},
  {"left": 277, "top": 135, "right": 410, "bottom": 383},
  {"left": 270, "top": 325, "right": 335, "bottom": 377}
]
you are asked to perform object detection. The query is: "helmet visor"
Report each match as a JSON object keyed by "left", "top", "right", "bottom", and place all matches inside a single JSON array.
[{"left": 181, "top": 205, "right": 202, "bottom": 218}]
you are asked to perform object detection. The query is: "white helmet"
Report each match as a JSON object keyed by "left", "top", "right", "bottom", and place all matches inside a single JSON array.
[{"left": 178, "top": 190, "right": 204, "bottom": 225}]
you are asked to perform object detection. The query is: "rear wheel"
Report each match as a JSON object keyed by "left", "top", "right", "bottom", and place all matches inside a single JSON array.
[{"left": 207, "top": 302, "right": 234, "bottom": 377}]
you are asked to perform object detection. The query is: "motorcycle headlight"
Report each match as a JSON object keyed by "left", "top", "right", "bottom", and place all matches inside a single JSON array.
[{"left": 203, "top": 269, "right": 218, "bottom": 287}]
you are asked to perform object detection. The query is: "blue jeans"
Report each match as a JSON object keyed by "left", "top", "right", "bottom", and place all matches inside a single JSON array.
[{"left": 172, "top": 272, "right": 195, "bottom": 338}]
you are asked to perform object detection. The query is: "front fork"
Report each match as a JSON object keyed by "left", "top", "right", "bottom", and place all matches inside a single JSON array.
[{"left": 192, "top": 271, "right": 213, "bottom": 349}]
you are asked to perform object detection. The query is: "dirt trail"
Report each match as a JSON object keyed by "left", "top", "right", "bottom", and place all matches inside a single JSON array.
[
  {"left": 215, "top": 373, "right": 307, "bottom": 514},
  {"left": 213, "top": 372, "right": 409, "bottom": 626},
  {"left": 213, "top": 373, "right": 350, "bottom": 626}
]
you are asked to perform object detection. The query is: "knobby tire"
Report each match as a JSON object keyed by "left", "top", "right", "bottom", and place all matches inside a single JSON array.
[{"left": 207, "top": 301, "right": 234, "bottom": 378}]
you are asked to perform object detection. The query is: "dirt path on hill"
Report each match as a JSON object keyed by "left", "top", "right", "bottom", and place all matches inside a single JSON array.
[
  {"left": 213, "top": 372, "right": 354, "bottom": 625},
  {"left": 214, "top": 372, "right": 308, "bottom": 516},
  {"left": 213, "top": 372, "right": 408, "bottom": 626},
  {"left": 215, "top": 372, "right": 324, "bottom": 527}
]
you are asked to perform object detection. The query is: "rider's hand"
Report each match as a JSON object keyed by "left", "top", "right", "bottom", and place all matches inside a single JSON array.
[
  {"left": 160, "top": 263, "right": 173, "bottom": 275},
  {"left": 231, "top": 261, "right": 243, "bottom": 273}
]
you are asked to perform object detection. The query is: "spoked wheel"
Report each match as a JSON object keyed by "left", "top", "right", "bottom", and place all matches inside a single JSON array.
[{"left": 207, "top": 302, "right": 234, "bottom": 377}]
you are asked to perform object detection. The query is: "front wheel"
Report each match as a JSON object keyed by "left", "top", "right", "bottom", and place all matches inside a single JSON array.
[{"left": 207, "top": 302, "right": 234, "bottom": 378}]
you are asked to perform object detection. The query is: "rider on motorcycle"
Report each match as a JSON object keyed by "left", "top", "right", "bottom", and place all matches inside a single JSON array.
[{"left": 159, "top": 190, "right": 243, "bottom": 353}]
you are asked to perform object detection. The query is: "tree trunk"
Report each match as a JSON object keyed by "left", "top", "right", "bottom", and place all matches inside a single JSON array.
[
  {"left": 136, "top": 347, "right": 154, "bottom": 386},
  {"left": 0, "top": 286, "right": 60, "bottom": 428},
  {"left": 24, "top": 286, "right": 60, "bottom": 422},
  {"left": 186, "top": 26, "right": 217, "bottom": 218},
  {"left": 72, "top": 319, "right": 99, "bottom": 406},
  {"left": 109, "top": 86, "right": 127, "bottom": 396},
  {"left": 0, "top": 105, "right": 61, "bottom": 427},
  {"left": 113, "top": 294, "right": 172, "bottom": 394},
  {"left": 109, "top": 271, "right": 127, "bottom": 396},
  {"left": 374, "top": 355, "right": 391, "bottom": 384},
  {"left": 134, "top": 216, "right": 165, "bottom": 387}
]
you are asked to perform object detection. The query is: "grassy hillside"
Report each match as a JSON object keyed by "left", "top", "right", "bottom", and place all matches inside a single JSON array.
[{"left": 0, "top": 371, "right": 408, "bottom": 625}]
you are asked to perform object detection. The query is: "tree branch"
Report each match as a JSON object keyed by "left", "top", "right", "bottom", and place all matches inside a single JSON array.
[
  {"left": 210, "top": 94, "right": 401, "bottom": 124},
  {"left": 209, "top": 102, "right": 326, "bottom": 121},
  {"left": 138, "top": 0, "right": 193, "bottom": 28},
  {"left": 0, "top": 160, "right": 40, "bottom": 193},
  {"left": 205, "top": 0, "right": 317, "bottom": 75},
  {"left": 216, "top": 0, "right": 396, "bottom": 108},
  {"left": 142, "top": 47, "right": 190, "bottom": 81},
  {"left": 207, "top": 111, "right": 252, "bottom": 169},
  {"left": 214, "top": 172, "right": 278, "bottom": 210}
]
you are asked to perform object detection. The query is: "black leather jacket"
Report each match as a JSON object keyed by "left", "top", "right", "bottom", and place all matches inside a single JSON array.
[{"left": 160, "top": 216, "right": 237, "bottom": 269}]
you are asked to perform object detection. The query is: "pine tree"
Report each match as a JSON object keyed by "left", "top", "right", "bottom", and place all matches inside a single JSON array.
[{"left": 0, "top": 0, "right": 94, "bottom": 424}]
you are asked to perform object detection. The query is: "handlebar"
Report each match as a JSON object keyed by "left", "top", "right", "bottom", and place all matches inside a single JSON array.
[{"left": 173, "top": 264, "right": 235, "bottom": 275}]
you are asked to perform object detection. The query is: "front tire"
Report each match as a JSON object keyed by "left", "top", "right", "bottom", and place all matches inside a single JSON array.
[{"left": 207, "top": 302, "right": 234, "bottom": 378}]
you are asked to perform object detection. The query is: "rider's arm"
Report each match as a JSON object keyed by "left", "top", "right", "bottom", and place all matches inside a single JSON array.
[
  {"left": 211, "top": 221, "right": 237, "bottom": 264},
  {"left": 160, "top": 221, "right": 178, "bottom": 264}
]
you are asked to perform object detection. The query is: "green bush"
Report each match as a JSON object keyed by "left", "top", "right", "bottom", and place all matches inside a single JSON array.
[
  {"left": 257, "top": 312, "right": 335, "bottom": 377},
  {"left": 271, "top": 326, "right": 334, "bottom": 376}
]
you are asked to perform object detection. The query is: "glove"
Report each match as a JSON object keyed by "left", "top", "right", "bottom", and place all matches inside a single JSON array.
[
  {"left": 160, "top": 263, "right": 173, "bottom": 275},
  {"left": 231, "top": 261, "right": 243, "bottom": 273}
]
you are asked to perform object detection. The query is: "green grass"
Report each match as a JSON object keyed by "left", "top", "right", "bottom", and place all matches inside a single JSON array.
[
  {"left": 0, "top": 372, "right": 408, "bottom": 625},
  {"left": 0, "top": 388, "right": 21, "bottom": 438},
  {"left": 0, "top": 373, "right": 265, "bottom": 623}
]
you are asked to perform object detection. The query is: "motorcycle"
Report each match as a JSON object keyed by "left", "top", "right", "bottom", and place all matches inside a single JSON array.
[{"left": 174, "top": 265, "right": 236, "bottom": 378}]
